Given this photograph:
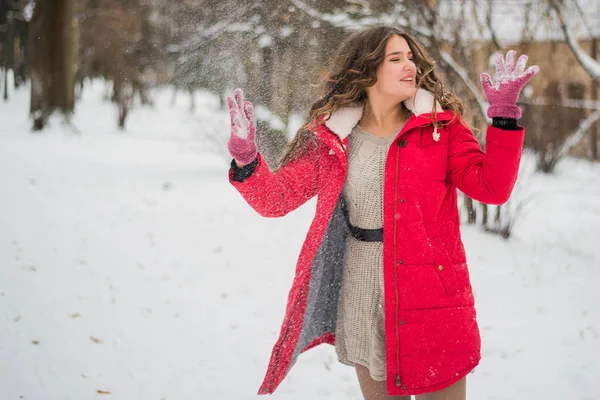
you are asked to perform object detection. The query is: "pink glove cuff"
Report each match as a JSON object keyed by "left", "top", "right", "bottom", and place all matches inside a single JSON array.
[
  {"left": 487, "top": 104, "right": 522, "bottom": 119},
  {"left": 228, "top": 138, "right": 257, "bottom": 165}
]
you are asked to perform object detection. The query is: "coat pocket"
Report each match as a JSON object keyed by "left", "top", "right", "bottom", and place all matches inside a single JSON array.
[
  {"left": 429, "top": 237, "right": 458, "bottom": 295},
  {"left": 425, "top": 222, "right": 458, "bottom": 296}
]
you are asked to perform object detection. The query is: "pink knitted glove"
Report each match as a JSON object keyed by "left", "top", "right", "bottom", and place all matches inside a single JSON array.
[
  {"left": 480, "top": 50, "right": 539, "bottom": 119},
  {"left": 227, "top": 88, "right": 257, "bottom": 165}
]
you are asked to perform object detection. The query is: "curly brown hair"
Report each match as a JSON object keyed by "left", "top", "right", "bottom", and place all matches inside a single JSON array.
[{"left": 278, "top": 25, "right": 465, "bottom": 169}]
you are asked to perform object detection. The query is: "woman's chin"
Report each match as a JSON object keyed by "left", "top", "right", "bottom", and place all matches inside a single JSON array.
[
  {"left": 404, "top": 86, "right": 417, "bottom": 97},
  {"left": 392, "top": 87, "right": 417, "bottom": 103}
]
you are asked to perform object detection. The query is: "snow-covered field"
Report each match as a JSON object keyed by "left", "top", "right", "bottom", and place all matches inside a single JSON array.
[{"left": 1, "top": 80, "right": 599, "bottom": 400}]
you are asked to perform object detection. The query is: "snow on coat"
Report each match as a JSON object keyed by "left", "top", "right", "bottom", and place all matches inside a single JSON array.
[{"left": 229, "top": 90, "right": 525, "bottom": 396}]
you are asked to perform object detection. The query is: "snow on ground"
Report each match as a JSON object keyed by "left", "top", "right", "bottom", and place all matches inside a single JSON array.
[{"left": 0, "top": 81, "right": 599, "bottom": 399}]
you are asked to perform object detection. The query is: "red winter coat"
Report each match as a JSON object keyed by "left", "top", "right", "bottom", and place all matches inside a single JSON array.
[{"left": 229, "top": 100, "right": 524, "bottom": 396}]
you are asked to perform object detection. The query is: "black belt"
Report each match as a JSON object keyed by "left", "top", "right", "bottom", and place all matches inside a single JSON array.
[
  {"left": 341, "top": 197, "right": 384, "bottom": 242},
  {"left": 349, "top": 225, "right": 384, "bottom": 242}
]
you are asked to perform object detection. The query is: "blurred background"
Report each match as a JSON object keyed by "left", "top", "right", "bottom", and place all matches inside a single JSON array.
[
  {"left": 0, "top": 1, "right": 599, "bottom": 399},
  {"left": 1, "top": 0, "right": 599, "bottom": 171}
]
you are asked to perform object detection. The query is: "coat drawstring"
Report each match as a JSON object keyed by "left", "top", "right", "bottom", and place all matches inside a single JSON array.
[{"left": 432, "top": 125, "right": 440, "bottom": 142}]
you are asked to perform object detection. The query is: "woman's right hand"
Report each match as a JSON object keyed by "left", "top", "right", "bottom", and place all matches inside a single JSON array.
[{"left": 227, "top": 88, "right": 257, "bottom": 166}]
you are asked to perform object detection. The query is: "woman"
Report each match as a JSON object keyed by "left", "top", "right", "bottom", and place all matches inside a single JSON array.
[{"left": 226, "top": 26, "right": 538, "bottom": 400}]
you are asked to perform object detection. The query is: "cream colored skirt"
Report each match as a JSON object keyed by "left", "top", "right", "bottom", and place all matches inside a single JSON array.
[{"left": 335, "top": 236, "right": 386, "bottom": 381}]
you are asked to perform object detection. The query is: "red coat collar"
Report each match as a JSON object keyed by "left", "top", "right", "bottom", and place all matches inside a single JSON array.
[{"left": 316, "top": 109, "right": 457, "bottom": 144}]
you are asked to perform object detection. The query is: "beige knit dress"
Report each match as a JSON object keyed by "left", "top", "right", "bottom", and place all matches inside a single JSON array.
[{"left": 335, "top": 123, "right": 397, "bottom": 381}]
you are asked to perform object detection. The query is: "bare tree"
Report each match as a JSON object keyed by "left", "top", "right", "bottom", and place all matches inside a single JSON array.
[
  {"left": 0, "top": 1, "right": 16, "bottom": 100},
  {"left": 29, "top": 0, "right": 75, "bottom": 130},
  {"left": 548, "top": 0, "right": 600, "bottom": 160},
  {"left": 78, "top": 0, "right": 162, "bottom": 129},
  {"left": 549, "top": 0, "right": 600, "bottom": 84}
]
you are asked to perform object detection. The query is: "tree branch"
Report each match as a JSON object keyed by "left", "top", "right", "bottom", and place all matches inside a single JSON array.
[
  {"left": 558, "top": 108, "right": 600, "bottom": 158},
  {"left": 550, "top": 1, "right": 600, "bottom": 84},
  {"left": 439, "top": 50, "right": 490, "bottom": 123},
  {"left": 289, "top": 0, "right": 411, "bottom": 30}
]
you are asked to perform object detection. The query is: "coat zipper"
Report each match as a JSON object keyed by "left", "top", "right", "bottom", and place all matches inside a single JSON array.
[
  {"left": 393, "top": 142, "right": 402, "bottom": 387},
  {"left": 267, "top": 285, "right": 305, "bottom": 392}
]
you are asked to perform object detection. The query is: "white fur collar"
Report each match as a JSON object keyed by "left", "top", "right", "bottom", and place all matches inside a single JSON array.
[{"left": 324, "top": 88, "right": 443, "bottom": 140}]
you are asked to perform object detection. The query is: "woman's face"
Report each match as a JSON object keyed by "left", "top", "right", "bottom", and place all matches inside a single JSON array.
[{"left": 368, "top": 34, "right": 417, "bottom": 103}]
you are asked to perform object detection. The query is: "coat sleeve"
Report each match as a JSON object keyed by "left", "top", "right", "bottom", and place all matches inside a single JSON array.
[
  {"left": 228, "top": 140, "right": 320, "bottom": 217},
  {"left": 446, "top": 120, "right": 525, "bottom": 205}
]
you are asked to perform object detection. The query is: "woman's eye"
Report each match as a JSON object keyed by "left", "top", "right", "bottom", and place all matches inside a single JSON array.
[{"left": 391, "top": 58, "right": 400, "bottom": 62}]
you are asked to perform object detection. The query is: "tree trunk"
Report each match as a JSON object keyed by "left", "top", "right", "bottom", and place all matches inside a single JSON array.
[
  {"left": 113, "top": 79, "right": 133, "bottom": 130},
  {"left": 481, "top": 203, "right": 488, "bottom": 227},
  {"left": 49, "top": 0, "right": 75, "bottom": 113},
  {"left": 14, "top": 13, "right": 29, "bottom": 88},
  {"left": 591, "top": 38, "right": 598, "bottom": 161},
  {"left": 29, "top": 0, "right": 75, "bottom": 130},
  {"left": 3, "top": 6, "right": 15, "bottom": 101},
  {"left": 118, "top": 107, "right": 127, "bottom": 129},
  {"left": 189, "top": 88, "right": 195, "bottom": 113},
  {"left": 29, "top": 1, "right": 50, "bottom": 130},
  {"left": 464, "top": 196, "right": 476, "bottom": 224},
  {"left": 495, "top": 205, "right": 502, "bottom": 224},
  {"left": 261, "top": 46, "right": 273, "bottom": 107},
  {"left": 3, "top": 68, "right": 7, "bottom": 101}
]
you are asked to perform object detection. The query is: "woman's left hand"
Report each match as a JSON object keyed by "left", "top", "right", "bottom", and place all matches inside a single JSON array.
[{"left": 480, "top": 50, "right": 539, "bottom": 119}]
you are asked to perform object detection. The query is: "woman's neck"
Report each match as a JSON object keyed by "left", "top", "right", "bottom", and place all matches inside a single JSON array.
[{"left": 359, "top": 99, "right": 409, "bottom": 137}]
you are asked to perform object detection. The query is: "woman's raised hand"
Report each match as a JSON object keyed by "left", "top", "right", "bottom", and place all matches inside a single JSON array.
[
  {"left": 480, "top": 50, "right": 539, "bottom": 119},
  {"left": 227, "top": 88, "right": 257, "bottom": 165}
]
